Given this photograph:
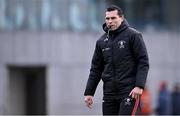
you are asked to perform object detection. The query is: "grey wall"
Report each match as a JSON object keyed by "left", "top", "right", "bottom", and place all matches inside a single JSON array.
[{"left": 0, "top": 31, "right": 180, "bottom": 114}]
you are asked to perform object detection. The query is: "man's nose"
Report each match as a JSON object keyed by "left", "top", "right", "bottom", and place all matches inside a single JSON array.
[{"left": 108, "top": 19, "right": 112, "bottom": 23}]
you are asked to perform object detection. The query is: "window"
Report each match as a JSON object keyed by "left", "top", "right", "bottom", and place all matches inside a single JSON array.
[{"left": 0, "top": 0, "right": 106, "bottom": 31}]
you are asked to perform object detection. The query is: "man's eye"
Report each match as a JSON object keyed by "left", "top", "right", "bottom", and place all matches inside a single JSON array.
[{"left": 111, "top": 17, "right": 116, "bottom": 20}]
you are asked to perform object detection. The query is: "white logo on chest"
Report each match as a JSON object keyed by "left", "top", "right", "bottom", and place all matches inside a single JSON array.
[
  {"left": 102, "top": 47, "right": 110, "bottom": 52},
  {"left": 118, "top": 40, "right": 126, "bottom": 48}
]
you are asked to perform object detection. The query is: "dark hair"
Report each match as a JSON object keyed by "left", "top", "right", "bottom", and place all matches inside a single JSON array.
[{"left": 106, "top": 5, "right": 123, "bottom": 17}]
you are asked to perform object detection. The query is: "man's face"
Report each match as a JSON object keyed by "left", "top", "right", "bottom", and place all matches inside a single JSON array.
[{"left": 105, "top": 10, "right": 123, "bottom": 31}]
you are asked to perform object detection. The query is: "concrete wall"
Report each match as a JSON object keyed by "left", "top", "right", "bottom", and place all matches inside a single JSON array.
[{"left": 0, "top": 31, "right": 180, "bottom": 114}]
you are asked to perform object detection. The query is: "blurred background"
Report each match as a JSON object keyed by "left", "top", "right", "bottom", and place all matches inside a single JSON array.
[{"left": 0, "top": 0, "right": 180, "bottom": 115}]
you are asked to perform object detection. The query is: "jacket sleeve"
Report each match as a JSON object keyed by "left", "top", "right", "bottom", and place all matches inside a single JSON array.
[
  {"left": 131, "top": 33, "right": 149, "bottom": 89},
  {"left": 84, "top": 40, "right": 104, "bottom": 96}
]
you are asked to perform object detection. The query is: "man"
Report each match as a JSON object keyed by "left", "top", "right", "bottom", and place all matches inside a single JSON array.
[
  {"left": 171, "top": 83, "right": 180, "bottom": 115},
  {"left": 156, "top": 81, "right": 171, "bottom": 115},
  {"left": 84, "top": 5, "right": 149, "bottom": 115}
]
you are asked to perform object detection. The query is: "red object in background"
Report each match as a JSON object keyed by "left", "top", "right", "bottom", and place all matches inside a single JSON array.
[{"left": 140, "top": 88, "right": 152, "bottom": 115}]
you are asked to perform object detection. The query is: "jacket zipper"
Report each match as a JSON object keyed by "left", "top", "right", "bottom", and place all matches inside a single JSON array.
[
  {"left": 109, "top": 34, "right": 116, "bottom": 80},
  {"left": 107, "top": 30, "right": 116, "bottom": 81}
]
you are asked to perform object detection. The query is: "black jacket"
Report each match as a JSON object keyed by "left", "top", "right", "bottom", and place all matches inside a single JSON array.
[{"left": 84, "top": 20, "right": 149, "bottom": 100}]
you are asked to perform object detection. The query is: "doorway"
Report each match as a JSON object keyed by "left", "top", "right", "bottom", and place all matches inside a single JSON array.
[{"left": 7, "top": 66, "right": 46, "bottom": 115}]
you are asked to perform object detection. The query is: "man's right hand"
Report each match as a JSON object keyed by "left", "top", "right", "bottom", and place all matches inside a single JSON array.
[{"left": 84, "top": 96, "right": 93, "bottom": 109}]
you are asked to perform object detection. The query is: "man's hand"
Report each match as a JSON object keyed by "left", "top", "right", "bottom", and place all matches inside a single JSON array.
[
  {"left": 129, "top": 87, "right": 143, "bottom": 99},
  {"left": 84, "top": 96, "right": 93, "bottom": 109}
]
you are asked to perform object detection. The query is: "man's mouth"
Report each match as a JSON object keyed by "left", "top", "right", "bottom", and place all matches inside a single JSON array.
[{"left": 108, "top": 25, "right": 114, "bottom": 29}]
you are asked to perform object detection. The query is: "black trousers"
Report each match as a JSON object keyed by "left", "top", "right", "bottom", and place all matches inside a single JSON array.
[{"left": 102, "top": 97, "right": 140, "bottom": 115}]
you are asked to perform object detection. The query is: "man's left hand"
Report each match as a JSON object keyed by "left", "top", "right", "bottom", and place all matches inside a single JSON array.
[{"left": 129, "top": 87, "right": 143, "bottom": 99}]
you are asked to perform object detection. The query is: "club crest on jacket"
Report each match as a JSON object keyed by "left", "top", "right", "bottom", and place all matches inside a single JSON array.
[{"left": 118, "top": 40, "right": 126, "bottom": 48}]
